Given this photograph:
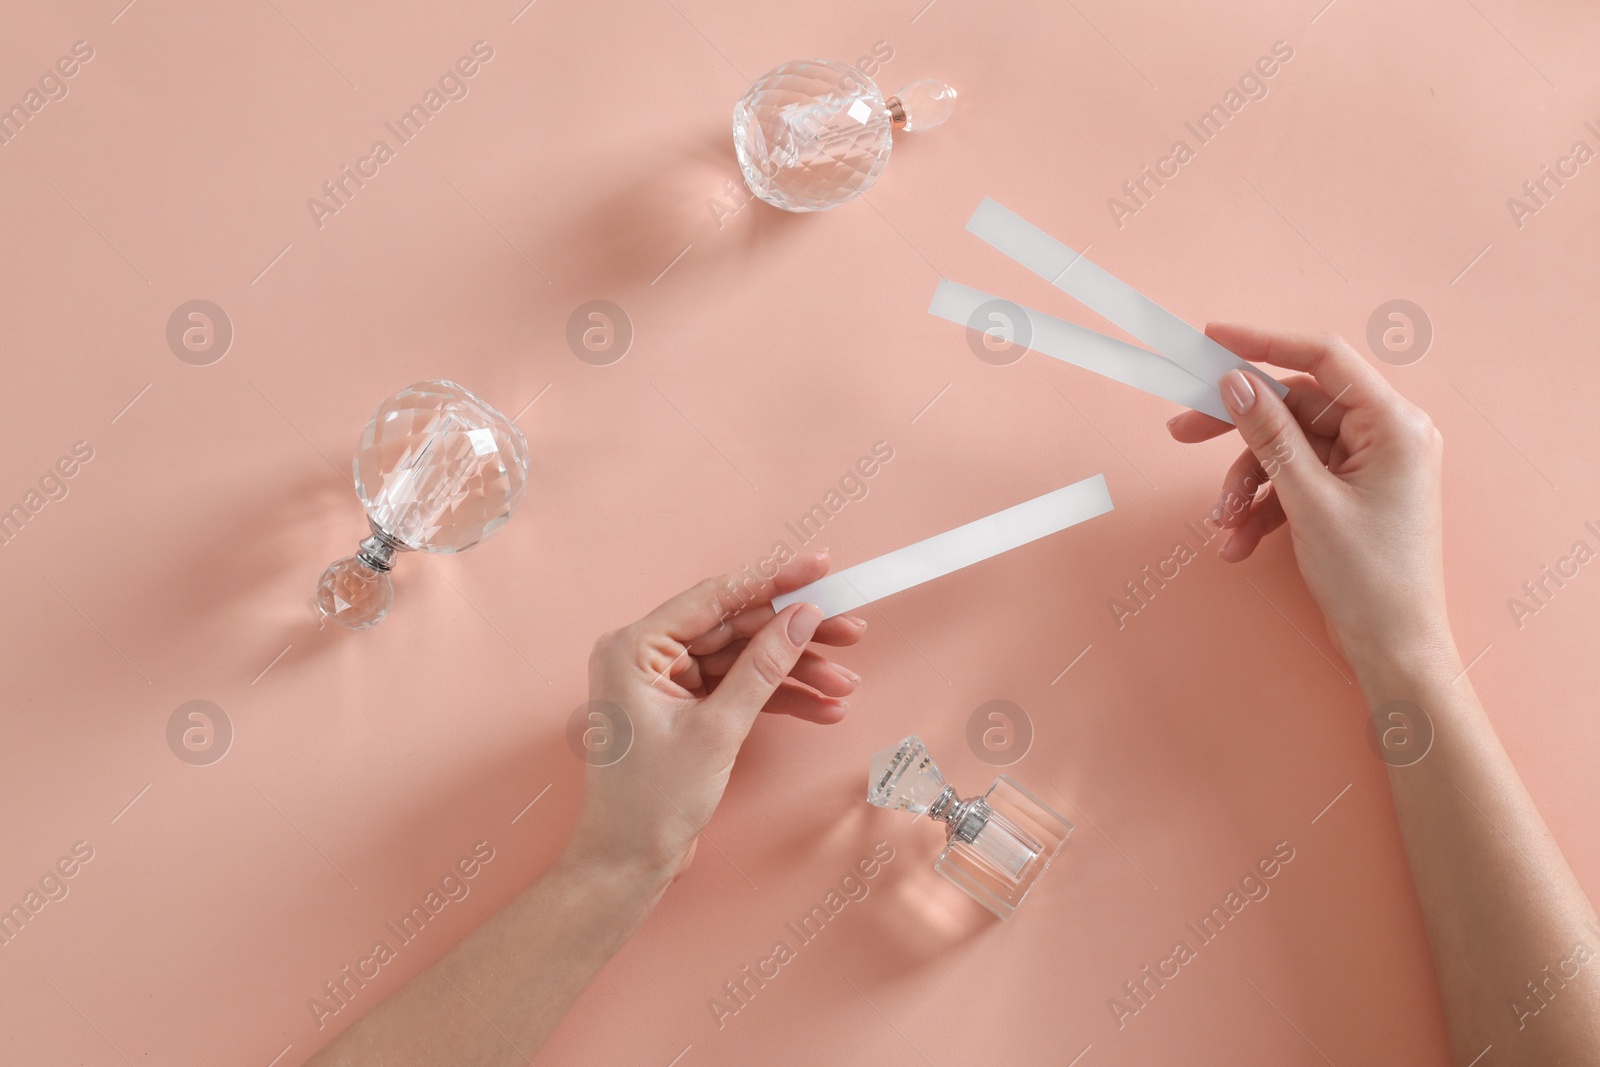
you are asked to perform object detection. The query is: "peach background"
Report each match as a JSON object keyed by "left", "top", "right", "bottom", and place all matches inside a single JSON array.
[{"left": 2, "top": 0, "right": 1598, "bottom": 1064}]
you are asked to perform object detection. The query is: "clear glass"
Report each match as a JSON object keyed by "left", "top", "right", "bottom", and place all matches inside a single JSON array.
[
  {"left": 733, "top": 59, "right": 893, "bottom": 212},
  {"left": 891, "top": 78, "right": 958, "bottom": 132},
  {"left": 313, "top": 552, "right": 393, "bottom": 632},
  {"left": 868, "top": 735, "right": 949, "bottom": 815},
  {"left": 867, "top": 735, "right": 1072, "bottom": 921},
  {"left": 732, "top": 60, "right": 956, "bottom": 212},
  {"left": 937, "top": 777, "right": 1073, "bottom": 921},
  {"left": 353, "top": 381, "right": 529, "bottom": 553},
  {"left": 313, "top": 380, "right": 530, "bottom": 631}
]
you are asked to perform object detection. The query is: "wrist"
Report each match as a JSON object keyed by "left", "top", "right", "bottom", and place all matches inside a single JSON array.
[
  {"left": 1347, "top": 634, "right": 1463, "bottom": 708},
  {"left": 556, "top": 832, "right": 678, "bottom": 911}
]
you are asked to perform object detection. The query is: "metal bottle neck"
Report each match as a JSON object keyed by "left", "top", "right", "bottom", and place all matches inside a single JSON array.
[
  {"left": 927, "top": 786, "right": 991, "bottom": 843},
  {"left": 355, "top": 525, "right": 406, "bottom": 572}
]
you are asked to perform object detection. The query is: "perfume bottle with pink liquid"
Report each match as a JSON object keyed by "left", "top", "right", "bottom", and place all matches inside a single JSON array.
[{"left": 868, "top": 735, "right": 1072, "bottom": 920}]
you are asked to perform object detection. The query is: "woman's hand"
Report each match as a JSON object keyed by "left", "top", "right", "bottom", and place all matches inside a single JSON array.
[
  {"left": 561, "top": 551, "right": 865, "bottom": 890},
  {"left": 1167, "top": 324, "right": 1457, "bottom": 675}
]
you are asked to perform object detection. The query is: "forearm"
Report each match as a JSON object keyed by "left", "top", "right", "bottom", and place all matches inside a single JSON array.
[
  {"left": 307, "top": 851, "right": 668, "bottom": 1066},
  {"left": 1355, "top": 648, "right": 1600, "bottom": 1063}
]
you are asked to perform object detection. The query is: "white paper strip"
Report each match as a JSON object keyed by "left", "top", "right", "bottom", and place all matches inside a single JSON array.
[
  {"left": 773, "top": 474, "right": 1114, "bottom": 619},
  {"left": 965, "top": 197, "right": 1288, "bottom": 401},
  {"left": 928, "top": 280, "right": 1235, "bottom": 423}
]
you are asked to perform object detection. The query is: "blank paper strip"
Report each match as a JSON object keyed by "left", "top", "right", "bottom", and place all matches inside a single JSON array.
[
  {"left": 965, "top": 197, "right": 1288, "bottom": 400},
  {"left": 928, "top": 280, "right": 1234, "bottom": 423},
  {"left": 772, "top": 474, "right": 1115, "bottom": 619}
]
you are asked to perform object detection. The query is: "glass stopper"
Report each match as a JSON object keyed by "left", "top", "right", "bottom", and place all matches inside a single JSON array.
[
  {"left": 886, "top": 79, "right": 957, "bottom": 132},
  {"left": 313, "top": 552, "right": 394, "bottom": 631},
  {"left": 868, "top": 735, "right": 951, "bottom": 815}
]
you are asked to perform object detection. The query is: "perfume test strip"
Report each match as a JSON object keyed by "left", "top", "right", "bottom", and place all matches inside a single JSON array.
[
  {"left": 962, "top": 197, "right": 1288, "bottom": 416},
  {"left": 928, "top": 281, "right": 1236, "bottom": 423},
  {"left": 773, "top": 474, "right": 1114, "bottom": 619}
]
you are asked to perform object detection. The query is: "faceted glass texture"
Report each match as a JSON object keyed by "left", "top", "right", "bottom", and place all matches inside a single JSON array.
[
  {"left": 733, "top": 59, "right": 894, "bottom": 212},
  {"left": 313, "top": 556, "right": 393, "bottom": 632},
  {"left": 868, "top": 735, "right": 948, "bottom": 814},
  {"left": 354, "top": 380, "right": 530, "bottom": 553}
]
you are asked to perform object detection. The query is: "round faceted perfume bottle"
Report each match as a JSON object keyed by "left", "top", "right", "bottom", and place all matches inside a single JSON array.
[
  {"left": 313, "top": 380, "right": 530, "bottom": 631},
  {"left": 732, "top": 59, "right": 956, "bottom": 211},
  {"left": 868, "top": 735, "right": 1072, "bottom": 920}
]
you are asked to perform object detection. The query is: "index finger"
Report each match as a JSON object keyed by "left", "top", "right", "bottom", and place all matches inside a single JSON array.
[
  {"left": 1205, "top": 322, "right": 1398, "bottom": 413},
  {"left": 638, "top": 551, "right": 832, "bottom": 642}
]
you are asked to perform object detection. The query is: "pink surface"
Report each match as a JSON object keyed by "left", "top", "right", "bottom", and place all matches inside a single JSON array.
[{"left": 2, "top": 1, "right": 1598, "bottom": 1064}]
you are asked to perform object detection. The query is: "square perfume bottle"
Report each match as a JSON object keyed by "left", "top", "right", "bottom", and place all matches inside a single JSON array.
[{"left": 868, "top": 735, "right": 1072, "bottom": 920}]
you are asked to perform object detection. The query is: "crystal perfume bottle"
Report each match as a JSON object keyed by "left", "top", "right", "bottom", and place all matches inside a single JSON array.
[
  {"left": 732, "top": 59, "right": 957, "bottom": 212},
  {"left": 868, "top": 735, "right": 1071, "bottom": 920},
  {"left": 312, "top": 380, "right": 530, "bottom": 631}
]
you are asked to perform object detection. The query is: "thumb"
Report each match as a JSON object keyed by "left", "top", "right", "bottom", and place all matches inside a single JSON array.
[
  {"left": 1220, "top": 368, "right": 1325, "bottom": 510},
  {"left": 711, "top": 603, "right": 823, "bottom": 727}
]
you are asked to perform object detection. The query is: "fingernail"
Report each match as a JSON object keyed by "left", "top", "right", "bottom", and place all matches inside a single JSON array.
[
  {"left": 833, "top": 663, "right": 860, "bottom": 684},
  {"left": 788, "top": 603, "right": 823, "bottom": 645},
  {"left": 1222, "top": 370, "right": 1256, "bottom": 416}
]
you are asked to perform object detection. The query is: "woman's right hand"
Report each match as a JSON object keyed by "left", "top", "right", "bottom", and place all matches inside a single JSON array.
[{"left": 1166, "top": 324, "right": 1459, "bottom": 679}]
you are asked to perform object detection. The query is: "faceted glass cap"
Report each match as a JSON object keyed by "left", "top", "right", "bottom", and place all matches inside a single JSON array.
[
  {"left": 868, "top": 735, "right": 949, "bottom": 814},
  {"left": 354, "top": 381, "right": 530, "bottom": 554},
  {"left": 313, "top": 555, "right": 393, "bottom": 632},
  {"left": 891, "top": 78, "right": 958, "bottom": 132}
]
